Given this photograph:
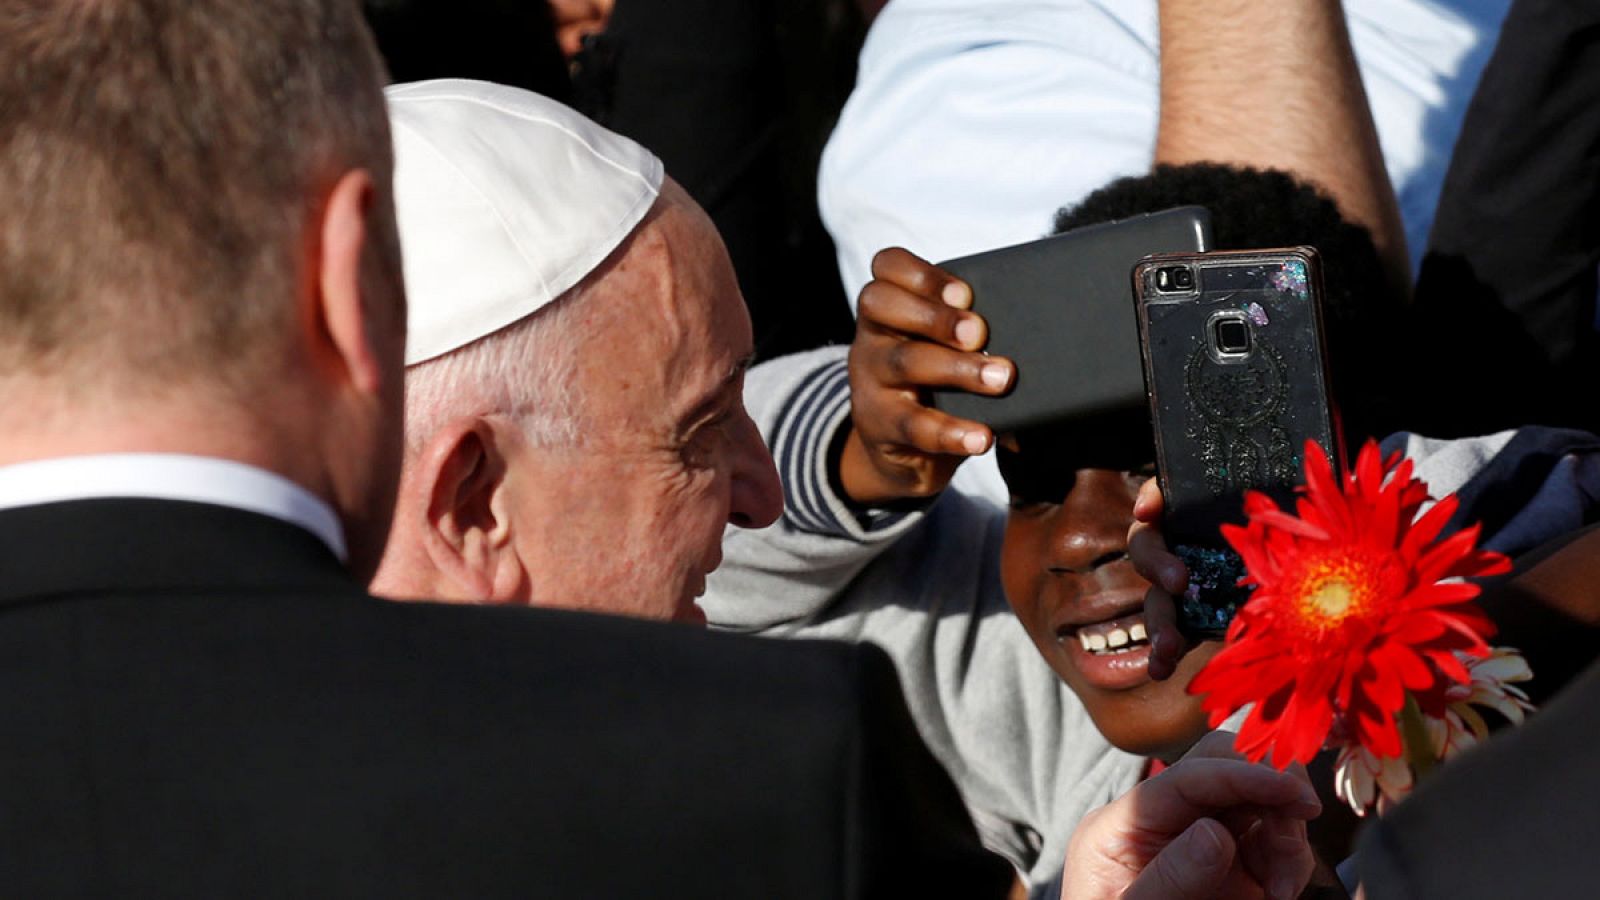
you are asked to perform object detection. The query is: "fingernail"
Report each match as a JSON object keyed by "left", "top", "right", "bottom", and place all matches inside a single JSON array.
[
  {"left": 961, "top": 430, "right": 989, "bottom": 454},
  {"left": 954, "top": 318, "right": 981, "bottom": 347},
  {"left": 1270, "top": 876, "right": 1298, "bottom": 900},
  {"left": 980, "top": 363, "right": 1009, "bottom": 389},
  {"left": 942, "top": 282, "right": 972, "bottom": 308},
  {"left": 1185, "top": 822, "right": 1226, "bottom": 867},
  {"left": 1133, "top": 491, "right": 1159, "bottom": 519}
]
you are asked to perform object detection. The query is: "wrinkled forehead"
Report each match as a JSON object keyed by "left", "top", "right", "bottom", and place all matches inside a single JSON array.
[
  {"left": 572, "top": 189, "right": 750, "bottom": 427},
  {"left": 627, "top": 185, "right": 747, "bottom": 352}
]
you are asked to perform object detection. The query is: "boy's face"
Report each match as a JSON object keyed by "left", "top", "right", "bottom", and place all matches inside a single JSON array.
[{"left": 998, "top": 463, "right": 1220, "bottom": 761}]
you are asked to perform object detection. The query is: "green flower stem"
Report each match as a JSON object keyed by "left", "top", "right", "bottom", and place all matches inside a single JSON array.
[{"left": 1398, "top": 693, "right": 1436, "bottom": 780}]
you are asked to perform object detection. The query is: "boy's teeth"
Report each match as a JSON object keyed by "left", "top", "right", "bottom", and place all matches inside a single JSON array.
[{"left": 1072, "top": 616, "right": 1153, "bottom": 655}]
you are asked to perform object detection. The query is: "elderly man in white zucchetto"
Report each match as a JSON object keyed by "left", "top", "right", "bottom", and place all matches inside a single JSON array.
[{"left": 369, "top": 79, "right": 782, "bottom": 623}]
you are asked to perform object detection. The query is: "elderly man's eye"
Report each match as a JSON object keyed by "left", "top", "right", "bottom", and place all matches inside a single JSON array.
[{"left": 679, "top": 413, "right": 732, "bottom": 466}]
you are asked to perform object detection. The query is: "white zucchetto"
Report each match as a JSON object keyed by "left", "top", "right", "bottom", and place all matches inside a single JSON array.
[{"left": 386, "top": 79, "right": 665, "bottom": 365}]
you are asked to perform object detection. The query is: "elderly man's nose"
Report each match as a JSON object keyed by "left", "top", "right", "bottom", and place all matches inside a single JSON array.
[{"left": 728, "top": 412, "right": 783, "bottom": 529}]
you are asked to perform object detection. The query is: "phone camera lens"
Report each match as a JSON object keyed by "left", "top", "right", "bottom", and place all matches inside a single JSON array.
[
  {"left": 1213, "top": 317, "right": 1251, "bottom": 354},
  {"left": 1156, "top": 266, "right": 1196, "bottom": 293}
]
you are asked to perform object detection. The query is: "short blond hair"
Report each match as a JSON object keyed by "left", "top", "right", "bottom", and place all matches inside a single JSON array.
[{"left": 0, "top": 0, "right": 393, "bottom": 391}]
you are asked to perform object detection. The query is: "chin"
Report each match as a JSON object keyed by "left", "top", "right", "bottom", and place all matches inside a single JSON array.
[
  {"left": 1075, "top": 677, "right": 1210, "bottom": 758},
  {"left": 1101, "top": 712, "right": 1214, "bottom": 762},
  {"left": 1146, "top": 730, "right": 1212, "bottom": 764}
]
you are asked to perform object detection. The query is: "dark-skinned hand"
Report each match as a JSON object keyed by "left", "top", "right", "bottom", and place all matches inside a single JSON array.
[
  {"left": 839, "top": 247, "right": 1015, "bottom": 507},
  {"left": 1129, "top": 476, "right": 1193, "bottom": 681}
]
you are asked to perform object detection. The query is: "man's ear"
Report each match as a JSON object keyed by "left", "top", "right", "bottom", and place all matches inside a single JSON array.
[
  {"left": 417, "top": 418, "right": 525, "bottom": 602},
  {"left": 310, "top": 168, "right": 391, "bottom": 395}
]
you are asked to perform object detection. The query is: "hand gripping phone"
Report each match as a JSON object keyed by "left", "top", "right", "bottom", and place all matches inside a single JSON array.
[
  {"left": 1134, "top": 248, "right": 1344, "bottom": 638},
  {"left": 930, "top": 206, "right": 1213, "bottom": 433}
]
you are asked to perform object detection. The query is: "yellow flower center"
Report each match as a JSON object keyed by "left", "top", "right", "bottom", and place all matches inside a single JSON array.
[
  {"left": 1305, "top": 579, "right": 1355, "bottom": 621},
  {"left": 1281, "top": 549, "right": 1396, "bottom": 636}
]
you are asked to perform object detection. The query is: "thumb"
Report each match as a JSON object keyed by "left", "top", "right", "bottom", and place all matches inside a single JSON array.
[{"left": 1122, "top": 818, "right": 1235, "bottom": 900}]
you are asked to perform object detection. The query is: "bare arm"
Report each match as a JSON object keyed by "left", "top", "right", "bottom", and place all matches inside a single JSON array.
[{"left": 1155, "top": 0, "right": 1409, "bottom": 296}]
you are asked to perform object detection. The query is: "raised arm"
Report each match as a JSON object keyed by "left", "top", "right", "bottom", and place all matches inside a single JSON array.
[
  {"left": 703, "top": 248, "right": 1015, "bottom": 630},
  {"left": 1135, "top": 0, "right": 1412, "bottom": 678},
  {"left": 1156, "top": 0, "right": 1408, "bottom": 296}
]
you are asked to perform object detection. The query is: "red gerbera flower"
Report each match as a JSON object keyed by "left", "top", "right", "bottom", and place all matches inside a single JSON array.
[{"left": 1188, "top": 439, "right": 1511, "bottom": 769}]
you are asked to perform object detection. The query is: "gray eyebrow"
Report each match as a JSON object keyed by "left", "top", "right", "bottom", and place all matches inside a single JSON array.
[{"left": 678, "top": 353, "right": 754, "bottom": 437}]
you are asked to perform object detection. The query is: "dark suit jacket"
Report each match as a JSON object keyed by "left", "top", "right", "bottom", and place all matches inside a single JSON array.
[
  {"left": 1406, "top": 0, "right": 1600, "bottom": 437},
  {"left": 0, "top": 498, "right": 1010, "bottom": 898},
  {"left": 1358, "top": 654, "right": 1600, "bottom": 898}
]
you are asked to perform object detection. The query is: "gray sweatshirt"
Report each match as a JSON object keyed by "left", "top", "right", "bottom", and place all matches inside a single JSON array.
[{"left": 702, "top": 347, "right": 1144, "bottom": 892}]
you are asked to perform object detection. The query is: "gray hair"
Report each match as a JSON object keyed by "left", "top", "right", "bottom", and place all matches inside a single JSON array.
[{"left": 403, "top": 281, "right": 596, "bottom": 454}]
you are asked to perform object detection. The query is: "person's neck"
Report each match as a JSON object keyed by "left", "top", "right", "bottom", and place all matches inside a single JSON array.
[
  {"left": 0, "top": 385, "right": 324, "bottom": 496},
  {"left": 0, "top": 370, "right": 398, "bottom": 582}
]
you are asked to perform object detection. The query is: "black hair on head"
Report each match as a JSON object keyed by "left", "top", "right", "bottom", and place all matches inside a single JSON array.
[{"left": 1053, "top": 162, "right": 1403, "bottom": 443}]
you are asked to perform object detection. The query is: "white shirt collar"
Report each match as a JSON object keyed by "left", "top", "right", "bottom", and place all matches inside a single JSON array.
[{"left": 0, "top": 453, "right": 347, "bottom": 561}]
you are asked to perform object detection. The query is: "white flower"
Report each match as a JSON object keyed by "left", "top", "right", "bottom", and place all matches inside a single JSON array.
[
  {"left": 1334, "top": 743, "right": 1414, "bottom": 816},
  {"left": 1331, "top": 647, "right": 1535, "bottom": 816},
  {"left": 1438, "top": 647, "right": 1536, "bottom": 760}
]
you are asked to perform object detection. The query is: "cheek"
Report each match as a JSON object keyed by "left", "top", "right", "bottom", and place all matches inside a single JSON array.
[
  {"left": 647, "top": 469, "right": 728, "bottom": 557},
  {"left": 663, "top": 434, "right": 744, "bottom": 523},
  {"left": 999, "top": 523, "right": 1043, "bottom": 625},
  {"left": 655, "top": 465, "right": 722, "bottom": 525},
  {"left": 1169, "top": 640, "right": 1223, "bottom": 692},
  {"left": 1079, "top": 680, "right": 1205, "bottom": 758}
]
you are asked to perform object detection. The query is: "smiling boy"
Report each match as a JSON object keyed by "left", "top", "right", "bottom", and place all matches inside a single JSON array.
[{"left": 702, "top": 162, "right": 1393, "bottom": 891}]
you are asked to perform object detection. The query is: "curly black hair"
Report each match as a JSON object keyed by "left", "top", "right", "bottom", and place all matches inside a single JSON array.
[{"left": 1053, "top": 162, "right": 1405, "bottom": 443}]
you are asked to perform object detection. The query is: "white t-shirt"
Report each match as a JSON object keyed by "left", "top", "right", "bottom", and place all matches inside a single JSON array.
[{"left": 820, "top": 0, "right": 1513, "bottom": 304}]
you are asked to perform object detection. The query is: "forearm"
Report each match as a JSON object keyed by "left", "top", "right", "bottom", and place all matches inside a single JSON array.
[
  {"left": 1156, "top": 0, "right": 1408, "bottom": 296},
  {"left": 839, "top": 426, "right": 905, "bottom": 508},
  {"left": 703, "top": 349, "right": 927, "bottom": 631}
]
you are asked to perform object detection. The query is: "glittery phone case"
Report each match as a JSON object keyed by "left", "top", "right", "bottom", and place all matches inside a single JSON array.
[{"left": 1134, "top": 248, "right": 1343, "bottom": 637}]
